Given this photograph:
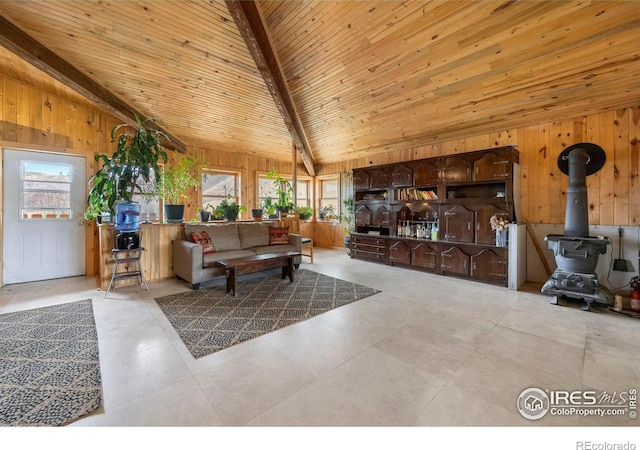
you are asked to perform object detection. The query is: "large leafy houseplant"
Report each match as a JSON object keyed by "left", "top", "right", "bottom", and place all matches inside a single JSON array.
[
  {"left": 266, "top": 169, "right": 294, "bottom": 213},
  {"left": 156, "top": 155, "right": 199, "bottom": 205},
  {"left": 88, "top": 113, "right": 168, "bottom": 216}
]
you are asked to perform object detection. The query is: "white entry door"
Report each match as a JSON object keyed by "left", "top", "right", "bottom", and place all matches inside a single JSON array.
[{"left": 2, "top": 149, "right": 87, "bottom": 284}]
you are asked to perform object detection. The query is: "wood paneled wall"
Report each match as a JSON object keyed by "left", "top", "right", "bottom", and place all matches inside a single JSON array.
[
  {"left": 0, "top": 72, "right": 297, "bottom": 280},
  {"left": 320, "top": 106, "right": 640, "bottom": 238},
  {"left": 1, "top": 74, "right": 122, "bottom": 279},
  {"left": 2, "top": 72, "right": 639, "bottom": 269}
]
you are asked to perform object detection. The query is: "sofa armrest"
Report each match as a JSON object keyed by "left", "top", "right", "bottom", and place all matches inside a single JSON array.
[
  {"left": 289, "top": 233, "right": 302, "bottom": 253},
  {"left": 172, "top": 239, "right": 204, "bottom": 285}
]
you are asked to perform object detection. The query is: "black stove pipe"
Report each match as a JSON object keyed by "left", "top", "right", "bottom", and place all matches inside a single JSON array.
[{"left": 564, "top": 148, "right": 589, "bottom": 238}]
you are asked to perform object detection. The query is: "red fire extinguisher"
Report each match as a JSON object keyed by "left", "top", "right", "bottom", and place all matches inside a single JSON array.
[{"left": 631, "top": 276, "right": 640, "bottom": 312}]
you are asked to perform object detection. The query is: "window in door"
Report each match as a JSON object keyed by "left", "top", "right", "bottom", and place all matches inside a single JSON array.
[{"left": 21, "top": 161, "right": 72, "bottom": 219}]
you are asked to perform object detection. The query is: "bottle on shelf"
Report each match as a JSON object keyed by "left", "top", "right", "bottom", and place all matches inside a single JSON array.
[{"left": 431, "top": 222, "right": 439, "bottom": 241}]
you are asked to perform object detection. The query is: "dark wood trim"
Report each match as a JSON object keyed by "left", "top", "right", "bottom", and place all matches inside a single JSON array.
[
  {"left": 0, "top": 15, "right": 187, "bottom": 153},
  {"left": 225, "top": 0, "right": 316, "bottom": 176}
]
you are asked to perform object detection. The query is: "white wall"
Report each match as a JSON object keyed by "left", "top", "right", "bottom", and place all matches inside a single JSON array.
[{"left": 526, "top": 223, "right": 640, "bottom": 295}]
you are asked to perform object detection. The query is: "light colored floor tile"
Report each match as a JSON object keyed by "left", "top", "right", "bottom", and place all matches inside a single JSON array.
[
  {"left": 413, "top": 382, "right": 529, "bottom": 426},
  {"left": 70, "top": 377, "right": 223, "bottom": 426},
  {"left": 99, "top": 340, "right": 192, "bottom": 407},
  {"left": 246, "top": 382, "right": 382, "bottom": 426},
  {"left": 497, "top": 294, "right": 589, "bottom": 348},
  {"left": 374, "top": 323, "right": 477, "bottom": 379},
  {"left": 477, "top": 326, "right": 585, "bottom": 385},
  {"left": 448, "top": 349, "right": 583, "bottom": 415},
  {"left": 194, "top": 344, "right": 317, "bottom": 426},
  {"left": 259, "top": 318, "right": 374, "bottom": 376},
  {"left": 582, "top": 350, "right": 640, "bottom": 393},
  {"left": 318, "top": 347, "right": 447, "bottom": 426},
  {"left": 2, "top": 247, "right": 639, "bottom": 428}
]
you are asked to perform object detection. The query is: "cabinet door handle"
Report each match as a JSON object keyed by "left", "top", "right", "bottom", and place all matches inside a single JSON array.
[
  {"left": 476, "top": 223, "right": 481, "bottom": 231},
  {"left": 463, "top": 260, "right": 467, "bottom": 268},
  {"left": 467, "top": 222, "right": 471, "bottom": 230},
  {"left": 475, "top": 166, "right": 480, "bottom": 175}
]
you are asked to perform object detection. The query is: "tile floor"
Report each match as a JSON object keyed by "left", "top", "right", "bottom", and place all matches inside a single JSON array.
[{"left": 1, "top": 248, "right": 639, "bottom": 440}]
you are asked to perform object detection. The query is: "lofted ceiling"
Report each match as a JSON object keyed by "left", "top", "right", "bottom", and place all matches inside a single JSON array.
[{"left": 1, "top": 1, "right": 639, "bottom": 174}]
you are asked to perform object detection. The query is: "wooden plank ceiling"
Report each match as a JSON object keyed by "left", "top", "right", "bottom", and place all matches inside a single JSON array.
[{"left": 1, "top": 1, "right": 639, "bottom": 171}]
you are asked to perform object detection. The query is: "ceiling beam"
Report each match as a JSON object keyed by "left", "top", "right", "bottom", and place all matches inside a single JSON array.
[
  {"left": 0, "top": 15, "right": 187, "bottom": 153},
  {"left": 225, "top": 0, "right": 316, "bottom": 176}
]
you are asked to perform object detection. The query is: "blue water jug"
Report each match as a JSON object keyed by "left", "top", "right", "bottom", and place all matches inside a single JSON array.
[{"left": 115, "top": 201, "right": 141, "bottom": 232}]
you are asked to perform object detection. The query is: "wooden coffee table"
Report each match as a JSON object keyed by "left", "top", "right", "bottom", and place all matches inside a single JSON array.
[{"left": 215, "top": 251, "right": 301, "bottom": 296}]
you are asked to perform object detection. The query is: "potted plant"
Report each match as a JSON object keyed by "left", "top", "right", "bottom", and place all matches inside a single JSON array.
[
  {"left": 83, "top": 199, "right": 109, "bottom": 224},
  {"left": 266, "top": 169, "right": 294, "bottom": 214},
  {"left": 250, "top": 206, "right": 264, "bottom": 221},
  {"left": 341, "top": 195, "right": 355, "bottom": 248},
  {"left": 319, "top": 204, "right": 335, "bottom": 220},
  {"left": 156, "top": 155, "right": 199, "bottom": 223},
  {"left": 88, "top": 112, "right": 168, "bottom": 233},
  {"left": 297, "top": 206, "right": 314, "bottom": 221},
  {"left": 197, "top": 206, "right": 211, "bottom": 222},
  {"left": 214, "top": 195, "right": 246, "bottom": 221},
  {"left": 261, "top": 197, "right": 277, "bottom": 219}
]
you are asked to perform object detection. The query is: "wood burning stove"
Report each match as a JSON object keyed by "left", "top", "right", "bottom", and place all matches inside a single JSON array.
[{"left": 541, "top": 143, "right": 611, "bottom": 310}]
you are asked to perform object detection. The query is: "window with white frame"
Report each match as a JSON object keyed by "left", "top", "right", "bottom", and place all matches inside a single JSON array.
[{"left": 202, "top": 169, "right": 241, "bottom": 211}]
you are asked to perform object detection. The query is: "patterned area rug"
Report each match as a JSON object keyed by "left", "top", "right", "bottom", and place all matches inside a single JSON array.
[
  {"left": 0, "top": 299, "right": 102, "bottom": 426},
  {"left": 155, "top": 269, "right": 380, "bottom": 358}
]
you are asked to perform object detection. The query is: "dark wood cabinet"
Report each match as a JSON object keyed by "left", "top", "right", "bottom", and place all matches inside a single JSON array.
[
  {"left": 412, "top": 242, "right": 438, "bottom": 271},
  {"left": 474, "top": 151, "right": 510, "bottom": 182},
  {"left": 350, "top": 146, "right": 518, "bottom": 287},
  {"left": 353, "top": 169, "right": 371, "bottom": 190},
  {"left": 369, "top": 167, "right": 390, "bottom": 189},
  {"left": 351, "top": 235, "right": 387, "bottom": 263},
  {"left": 476, "top": 204, "right": 508, "bottom": 245},
  {"left": 471, "top": 249, "right": 507, "bottom": 284},
  {"left": 444, "top": 204, "right": 474, "bottom": 242},
  {"left": 374, "top": 205, "right": 392, "bottom": 226},
  {"left": 389, "top": 240, "right": 411, "bottom": 265},
  {"left": 442, "top": 156, "right": 472, "bottom": 183},
  {"left": 355, "top": 205, "right": 373, "bottom": 226},
  {"left": 391, "top": 164, "right": 412, "bottom": 187},
  {"left": 413, "top": 160, "right": 440, "bottom": 186},
  {"left": 440, "top": 246, "right": 469, "bottom": 276}
]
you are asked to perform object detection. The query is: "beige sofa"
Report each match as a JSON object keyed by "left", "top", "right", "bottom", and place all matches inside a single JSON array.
[{"left": 173, "top": 221, "right": 301, "bottom": 289}]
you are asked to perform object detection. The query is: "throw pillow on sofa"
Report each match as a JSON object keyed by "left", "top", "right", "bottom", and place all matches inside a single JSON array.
[
  {"left": 268, "top": 226, "right": 289, "bottom": 245},
  {"left": 190, "top": 231, "right": 217, "bottom": 254}
]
